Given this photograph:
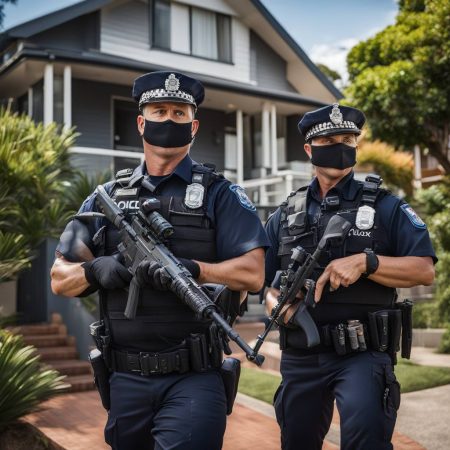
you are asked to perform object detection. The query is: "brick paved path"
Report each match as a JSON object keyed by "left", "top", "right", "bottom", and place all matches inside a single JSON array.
[{"left": 24, "top": 391, "right": 423, "bottom": 450}]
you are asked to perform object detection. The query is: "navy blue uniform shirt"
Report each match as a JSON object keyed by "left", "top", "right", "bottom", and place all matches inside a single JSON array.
[
  {"left": 75, "top": 155, "right": 269, "bottom": 261},
  {"left": 265, "top": 172, "right": 437, "bottom": 285}
]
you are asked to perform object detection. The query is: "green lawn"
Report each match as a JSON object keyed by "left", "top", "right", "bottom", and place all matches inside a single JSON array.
[{"left": 238, "top": 359, "right": 450, "bottom": 404}]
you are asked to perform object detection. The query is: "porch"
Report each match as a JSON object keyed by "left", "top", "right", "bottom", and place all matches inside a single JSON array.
[{"left": 1, "top": 57, "right": 317, "bottom": 207}]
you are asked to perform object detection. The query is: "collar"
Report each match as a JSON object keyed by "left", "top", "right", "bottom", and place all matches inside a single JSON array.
[
  {"left": 132, "top": 154, "right": 195, "bottom": 186},
  {"left": 309, "top": 171, "right": 360, "bottom": 202}
]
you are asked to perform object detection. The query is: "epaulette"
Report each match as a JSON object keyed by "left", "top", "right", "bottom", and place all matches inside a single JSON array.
[{"left": 191, "top": 163, "right": 224, "bottom": 187}]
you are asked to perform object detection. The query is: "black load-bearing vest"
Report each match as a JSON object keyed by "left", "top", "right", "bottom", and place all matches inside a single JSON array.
[
  {"left": 278, "top": 175, "right": 398, "bottom": 332},
  {"left": 99, "top": 164, "right": 223, "bottom": 353}
]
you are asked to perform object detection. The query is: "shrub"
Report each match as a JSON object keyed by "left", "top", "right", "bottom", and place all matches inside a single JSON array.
[{"left": 0, "top": 330, "right": 66, "bottom": 428}]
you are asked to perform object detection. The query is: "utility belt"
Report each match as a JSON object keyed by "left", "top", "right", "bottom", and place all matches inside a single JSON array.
[
  {"left": 283, "top": 300, "right": 413, "bottom": 365},
  {"left": 88, "top": 321, "right": 240, "bottom": 414},
  {"left": 111, "top": 333, "right": 219, "bottom": 376}
]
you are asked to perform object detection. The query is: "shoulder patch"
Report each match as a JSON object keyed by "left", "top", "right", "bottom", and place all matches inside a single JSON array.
[
  {"left": 229, "top": 184, "right": 256, "bottom": 211},
  {"left": 400, "top": 204, "right": 426, "bottom": 229}
]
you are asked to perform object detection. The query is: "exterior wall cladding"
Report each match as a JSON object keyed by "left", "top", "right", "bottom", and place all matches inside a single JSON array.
[{"left": 249, "top": 30, "right": 296, "bottom": 93}]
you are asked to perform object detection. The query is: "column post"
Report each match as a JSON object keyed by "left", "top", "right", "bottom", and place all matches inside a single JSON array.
[
  {"left": 63, "top": 65, "right": 72, "bottom": 128},
  {"left": 43, "top": 64, "right": 54, "bottom": 125}
]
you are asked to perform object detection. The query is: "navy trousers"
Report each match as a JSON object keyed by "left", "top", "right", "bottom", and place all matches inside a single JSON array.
[
  {"left": 274, "top": 351, "right": 400, "bottom": 450},
  {"left": 105, "top": 370, "right": 227, "bottom": 450}
]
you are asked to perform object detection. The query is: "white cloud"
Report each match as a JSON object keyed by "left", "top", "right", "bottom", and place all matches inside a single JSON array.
[
  {"left": 310, "top": 9, "right": 397, "bottom": 89},
  {"left": 310, "top": 38, "right": 358, "bottom": 88}
]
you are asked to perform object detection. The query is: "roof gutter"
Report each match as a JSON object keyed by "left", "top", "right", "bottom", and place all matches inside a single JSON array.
[{"left": 0, "top": 46, "right": 328, "bottom": 108}]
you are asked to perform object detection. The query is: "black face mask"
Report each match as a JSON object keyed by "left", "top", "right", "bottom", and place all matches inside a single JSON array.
[
  {"left": 310, "top": 143, "right": 357, "bottom": 169},
  {"left": 143, "top": 119, "right": 193, "bottom": 148}
]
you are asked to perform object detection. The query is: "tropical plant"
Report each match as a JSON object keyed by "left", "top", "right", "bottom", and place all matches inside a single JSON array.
[
  {"left": 63, "top": 170, "right": 112, "bottom": 214},
  {"left": 0, "top": 108, "right": 78, "bottom": 281},
  {"left": 0, "top": 329, "right": 66, "bottom": 428},
  {"left": 0, "top": 232, "right": 31, "bottom": 282}
]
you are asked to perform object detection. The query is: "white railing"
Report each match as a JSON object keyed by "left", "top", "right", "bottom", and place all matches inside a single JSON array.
[
  {"left": 70, "top": 146, "right": 144, "bottom": 161},
  {"left": 241, "top": 169, "right": 313, "bottom": 207},
  {"left": 69, "top": 147, "right": 313, "bottom": 207}
]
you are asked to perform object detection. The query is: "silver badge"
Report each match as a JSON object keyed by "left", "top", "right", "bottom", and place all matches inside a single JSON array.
[
  {"left": 329, "top": 103, "right": 343, "bottom": 125},
  {"left": 355, "top": 205, "right": 375, "bottom": 230},
  {"left": 165, "top": 73, "right": 180, "bottom": 92},
  {"left": 184, "top": 183, "right": 204, "bottom": 209}
]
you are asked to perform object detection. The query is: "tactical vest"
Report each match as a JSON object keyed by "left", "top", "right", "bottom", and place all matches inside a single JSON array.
[
  {"left": 98, "top": 164, "right": 223, "bottom": 353},
  {"left": 278, "top": 175, "right": 398, "bottom": 349}
]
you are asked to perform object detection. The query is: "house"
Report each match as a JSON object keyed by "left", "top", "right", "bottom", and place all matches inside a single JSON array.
[{"left": 0, "top": 0, "right": 342, "bottom": 209}]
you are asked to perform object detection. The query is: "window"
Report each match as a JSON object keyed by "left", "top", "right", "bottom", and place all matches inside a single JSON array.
[
  {"left": 152, "top": 0, "right": 171, "bottom": 50},
  {"left": 113, "top": 99, "right": 142, "bottom": 151},
  {"left": 190, "top": 7, "right": 232, "bottom": 62},
  {"left": 150, "top": 1, "right": 232, "bottom": 63}
]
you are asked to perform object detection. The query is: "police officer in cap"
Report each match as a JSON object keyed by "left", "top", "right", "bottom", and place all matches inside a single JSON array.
[
  {"left": 264, "top": 103, "right": 437, "bottom": 449},
  {"left": 51, "top": 70, "right": 269, "bottom": 450}
]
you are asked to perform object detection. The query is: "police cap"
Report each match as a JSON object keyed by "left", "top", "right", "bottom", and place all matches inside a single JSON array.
[
  {"left": 132, "top": 71, "right": 205, "bottom": 110},
  {"left": 298, "top": 103, "right": 366, "bottom": 141}
]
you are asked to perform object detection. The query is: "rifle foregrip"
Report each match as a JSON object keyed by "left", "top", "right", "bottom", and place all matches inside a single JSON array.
[
  {"left": 292, "top": 306, "right": 320, "bottom": 348},
  {"left": 124, "top": 277, "right": 140, "bottom": 320}
]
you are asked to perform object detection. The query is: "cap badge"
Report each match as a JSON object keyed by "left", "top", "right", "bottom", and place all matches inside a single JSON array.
[
  {"left": 329, "top": 103, "right": 343, "bottom": 125},
  {"left": 165, "top": 73, "right": 180, "bottom": 92},
  {"left": 184, "top": 183, "right": 204, "bottom": 209}
]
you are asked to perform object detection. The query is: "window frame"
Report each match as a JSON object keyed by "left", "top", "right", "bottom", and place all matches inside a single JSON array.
[
  {"left": 189, "top": 6, "right": 233, "bottom": 64},
  {"left": 150, "top": 0, "right": 171, "bottom": 51},
  {"left": 148, "top": 1, "right": 233, "bottom": 65}
]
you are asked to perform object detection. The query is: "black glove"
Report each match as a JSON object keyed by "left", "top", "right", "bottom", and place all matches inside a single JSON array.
[
  {"left": 135, "top": 258, "right": 200, "bottom": 291},
  {"left": 82, "top": 256, "right": 132, "bottom": 290},
  {"left": 178, "top": 257, "right": 201, "bottom": 279},
  {"left": 135, "top": 260, "right": 172, "bottom": 290}
]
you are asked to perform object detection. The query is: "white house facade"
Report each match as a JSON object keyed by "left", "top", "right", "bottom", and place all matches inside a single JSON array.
[{"left": 0, "top": 0, "right": 342, "bottom": 209}]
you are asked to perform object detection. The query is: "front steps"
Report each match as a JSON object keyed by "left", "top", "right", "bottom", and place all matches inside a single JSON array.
[{"left": 9, "top": 313, "right": 95, "bottom": 393}]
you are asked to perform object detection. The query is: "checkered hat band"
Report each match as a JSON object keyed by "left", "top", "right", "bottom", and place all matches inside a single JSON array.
[
  {"left": 139, "top": 89, "right": 196, "bottom": 107},
  {"left": 305, "top": 120, "right": 358, "bottom": 141}
]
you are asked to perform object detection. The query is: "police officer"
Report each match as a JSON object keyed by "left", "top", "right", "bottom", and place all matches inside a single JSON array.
[
  {"left": 51, "top": 71, "right": 269, "bottom": 450},
  {"left": 264, "top": 103, "right": 436, "bottom": 450}
]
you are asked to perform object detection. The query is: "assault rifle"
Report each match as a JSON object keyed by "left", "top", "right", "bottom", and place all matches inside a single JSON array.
[
  {"left": 248, "top": 215, "right": 351, "bottom": 363},
  {"left": 91, "top": 185, "right": 265, "bottom": 367}
]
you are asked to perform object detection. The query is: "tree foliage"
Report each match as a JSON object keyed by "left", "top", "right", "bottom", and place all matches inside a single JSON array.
[
  {"left": 316, "top": 63, "right": 342, "bottom": 82},
  {"left": 0, "top": 0, "right": 16, "bottom": 29},
  {"left": 356, "top": 134, "right": 414, "bottom": 197},
  {"left": 416, "top": 177, "right": 450, "bottom": 352},
  {"left": 346, "top": 0, "right": 450, "bottom": 173}
]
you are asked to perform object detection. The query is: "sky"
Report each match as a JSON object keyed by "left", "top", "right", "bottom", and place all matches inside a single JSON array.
[{"left": 1, "top": 0, "right": 399, "bottom": 84}]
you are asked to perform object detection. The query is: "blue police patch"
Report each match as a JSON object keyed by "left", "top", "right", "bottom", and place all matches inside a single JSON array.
[
  {"left": 229, "top": 184, "right": 256, "bottom": 211},
  {"left": 400, "top": 204, "right": 426, "bottom": 229}
]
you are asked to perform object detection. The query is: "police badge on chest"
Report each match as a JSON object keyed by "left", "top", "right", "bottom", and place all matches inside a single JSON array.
[
  {"left": 355, "top": 205, "right": 375, "bottom": 230},
  {"left": 184, "top": 183, "right": 204, "bottom": 209}
]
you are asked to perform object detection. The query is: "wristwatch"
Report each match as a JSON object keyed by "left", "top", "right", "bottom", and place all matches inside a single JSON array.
[{"left": 362, "top": 248, "right": 379, "bottom": 278}]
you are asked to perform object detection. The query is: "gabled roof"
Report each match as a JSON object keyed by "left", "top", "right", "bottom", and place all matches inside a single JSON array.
[
  {"left": 0, "top": 0, "right": 110, "bottom": 44},
  {"left": 0, "top": 0, "right": 342, "bottom": 99}
]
